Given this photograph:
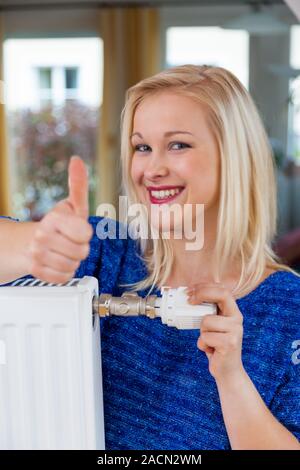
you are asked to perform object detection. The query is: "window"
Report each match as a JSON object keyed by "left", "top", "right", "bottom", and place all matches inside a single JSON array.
[
  {"left": 65, "top": 67, "right": 79, "bottom": 101},
  {"left": 38, "top": 67, "right": 52, "bottom": 89},
  {"left": 4, "top": 38, "right": 103, "bottom": 220},
  {"left": 288, "top": 25, "right": 300, "bottom": 165},
  {"left": 37, "top": 65, "right": 79, "bottom": 107},
  {"left": 38, "top": 67, "right": 53, "bottom": 106},
  {"left": 166, "top": 26, "right": 249, "bottom": 89},
  {"left": 65, "top": 67, "right": 78, "bottom": 90}
]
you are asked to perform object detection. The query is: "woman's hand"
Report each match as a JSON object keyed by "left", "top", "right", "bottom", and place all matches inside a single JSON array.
[
  {"left": 186, "top": 282, "right": 245, "bottom": 382},
  {"left": 26, "top": 156, "right": 93, "bottom": 284},
  {"left": 186, "top": 282, "right": 300, "bottom": 449}
]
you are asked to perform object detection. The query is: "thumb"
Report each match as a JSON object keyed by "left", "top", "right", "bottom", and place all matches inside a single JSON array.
[{"left": 68, "top": 155, "right": 89, "bottom": 219}]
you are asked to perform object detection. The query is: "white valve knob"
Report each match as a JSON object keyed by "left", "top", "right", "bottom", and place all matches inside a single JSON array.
[{"left": 155, "top": 286, "right": 217, "bottom": 329}]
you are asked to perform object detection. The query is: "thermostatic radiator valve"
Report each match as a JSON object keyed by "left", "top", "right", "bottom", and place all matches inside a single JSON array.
[{"left": 93, "top": 286, "right": 217, "bottom": 330}]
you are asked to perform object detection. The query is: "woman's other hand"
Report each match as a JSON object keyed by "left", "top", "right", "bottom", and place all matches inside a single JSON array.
[
  {"left": 27, "top": 156, "right": 93, "bottom": 284},
  {"left": 186, "top": 282, "right": 245, "bottom": 382}
]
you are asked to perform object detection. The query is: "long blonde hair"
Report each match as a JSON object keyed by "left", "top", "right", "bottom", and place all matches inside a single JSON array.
[{"left": 118, "top": 64, "right": 299, "bottom": 298}]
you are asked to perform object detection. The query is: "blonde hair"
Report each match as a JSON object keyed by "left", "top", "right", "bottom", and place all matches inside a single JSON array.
[{"left": 118, "top": 64, "right": 299, "bottom": 298}]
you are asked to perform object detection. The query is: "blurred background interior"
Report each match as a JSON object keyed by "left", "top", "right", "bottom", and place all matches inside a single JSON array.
[{"left": 0, "top": 0, "right": 299, "bottom": 271}]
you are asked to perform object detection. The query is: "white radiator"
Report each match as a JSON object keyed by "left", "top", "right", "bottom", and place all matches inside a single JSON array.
[{"left": 0, "top": 276, "right": 105, "bottom": 450}]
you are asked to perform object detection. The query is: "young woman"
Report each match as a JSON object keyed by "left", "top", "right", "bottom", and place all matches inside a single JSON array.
[{"left": 0, "top": 65, "right": 299, "bottom": 450}]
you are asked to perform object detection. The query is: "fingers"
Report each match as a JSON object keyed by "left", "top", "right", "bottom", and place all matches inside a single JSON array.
[
  {"left": 28, "top": 209, "right": 93, "bottom": 284},
  {"left": 67, "top": 156, "right": 89, "bottom": 219},
  {"left": 197, "top": 332, "right": 242, "bottom": 355},
  {"left": 197, "top": 337, "right": 214, "bottom": 356},
  {"left": 198, "top": 314, "right": 243, "bottom": 352},
  {"left": 197, "top": 313, "right": 243, "bottom": 355},
  {"left": 189, "top": 283, "right": 245, "bottom": 379},
  {"left": 42, "top": 231, "right": 91, "bottom": 261},
  {"left": 29, "top": 230, "right": 91, "bottom": 274},
  {"left": 30, "top": 249, "right": 80, "bottom": 277},
  {"left": 29, "top": 264, "right": 76, "bottom": 285},
  {"left": 186, "top": 283, "right": 242, "bottom": 318},
  {"left": 41, "top": 210, "right": 93, "bottom": 244},
  {"left": 200, "top": 314, "right": 239, "bottom": 333}
]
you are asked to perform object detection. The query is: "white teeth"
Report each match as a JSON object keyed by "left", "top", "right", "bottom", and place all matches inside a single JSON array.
[{"left": 150, "top": 188, "right": 183, "bottom": 199}]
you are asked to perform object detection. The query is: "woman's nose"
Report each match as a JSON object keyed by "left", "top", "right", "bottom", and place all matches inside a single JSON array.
[{"left": 144, "top": 154, "right": 169, "bottom": 180}]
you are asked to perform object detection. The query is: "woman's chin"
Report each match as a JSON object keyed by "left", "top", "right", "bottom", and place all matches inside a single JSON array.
[{"left": 148, "top": 220, "right": 185, "bottom": 239}]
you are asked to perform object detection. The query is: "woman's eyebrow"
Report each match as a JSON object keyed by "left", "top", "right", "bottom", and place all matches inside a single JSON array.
[{"left": 130, "top": 130, "right": 194, "bottom": 139}]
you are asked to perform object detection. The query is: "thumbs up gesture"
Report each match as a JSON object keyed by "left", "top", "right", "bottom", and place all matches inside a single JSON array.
[{"left": 27, "top": 156, "right": 93, "bottom": 283}]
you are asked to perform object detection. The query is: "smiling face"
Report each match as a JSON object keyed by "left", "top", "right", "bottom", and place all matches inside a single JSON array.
[{"left": 130, "top": 91, "right": 221, "bottom": 234}]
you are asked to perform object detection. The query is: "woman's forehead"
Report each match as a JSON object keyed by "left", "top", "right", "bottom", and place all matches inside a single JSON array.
[
  {"left": 132, "top": 94, "right": 208, "bottom": 138},
  {"left": 133, "top": 92, "right": 208, "bottom": 133}
]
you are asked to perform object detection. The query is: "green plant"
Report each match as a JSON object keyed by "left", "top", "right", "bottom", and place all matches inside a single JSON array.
[{"left": 8, "top": 101, "right": 100, "bottom": 220}]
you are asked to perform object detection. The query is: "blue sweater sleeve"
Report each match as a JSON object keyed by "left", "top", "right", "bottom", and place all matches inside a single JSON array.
[
  {"left": 270, "top": 348, "right": 300, "bottom": 441},
  {"left": 264, "top": 275, "right": 300, "bottom": 443}
]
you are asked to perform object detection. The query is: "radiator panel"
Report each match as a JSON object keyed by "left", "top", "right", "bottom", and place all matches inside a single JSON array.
[{"left": 0, "top": 276, "right": 105, "bottom": 450}]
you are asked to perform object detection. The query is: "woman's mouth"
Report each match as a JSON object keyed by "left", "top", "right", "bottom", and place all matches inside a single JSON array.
[{"left": 147, "top": 186, "right": 185, "bottom": 204}]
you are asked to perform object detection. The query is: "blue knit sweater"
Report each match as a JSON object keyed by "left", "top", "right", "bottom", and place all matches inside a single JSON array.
[{"left": 1, "top": 215, "right": 300, "bottom": 449}]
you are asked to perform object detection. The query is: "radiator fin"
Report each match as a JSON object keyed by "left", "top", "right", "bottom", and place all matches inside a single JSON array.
[
  {"left": 10, "top": 279, "right": 80, "bottom": 288},
  {"left": 0, "top": 322, "right": 85, "bottom": 449}
]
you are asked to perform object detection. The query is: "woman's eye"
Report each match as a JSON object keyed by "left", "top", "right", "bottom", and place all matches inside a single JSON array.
[
  {"left": 133, "top": 142, "right": 190, "bottom": 153},
  {"left": 169, "top": 142, "right": 191, "bottom": 150},
  {"left": 134, "top": 144, "right": 151, "bottom": 153}
]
